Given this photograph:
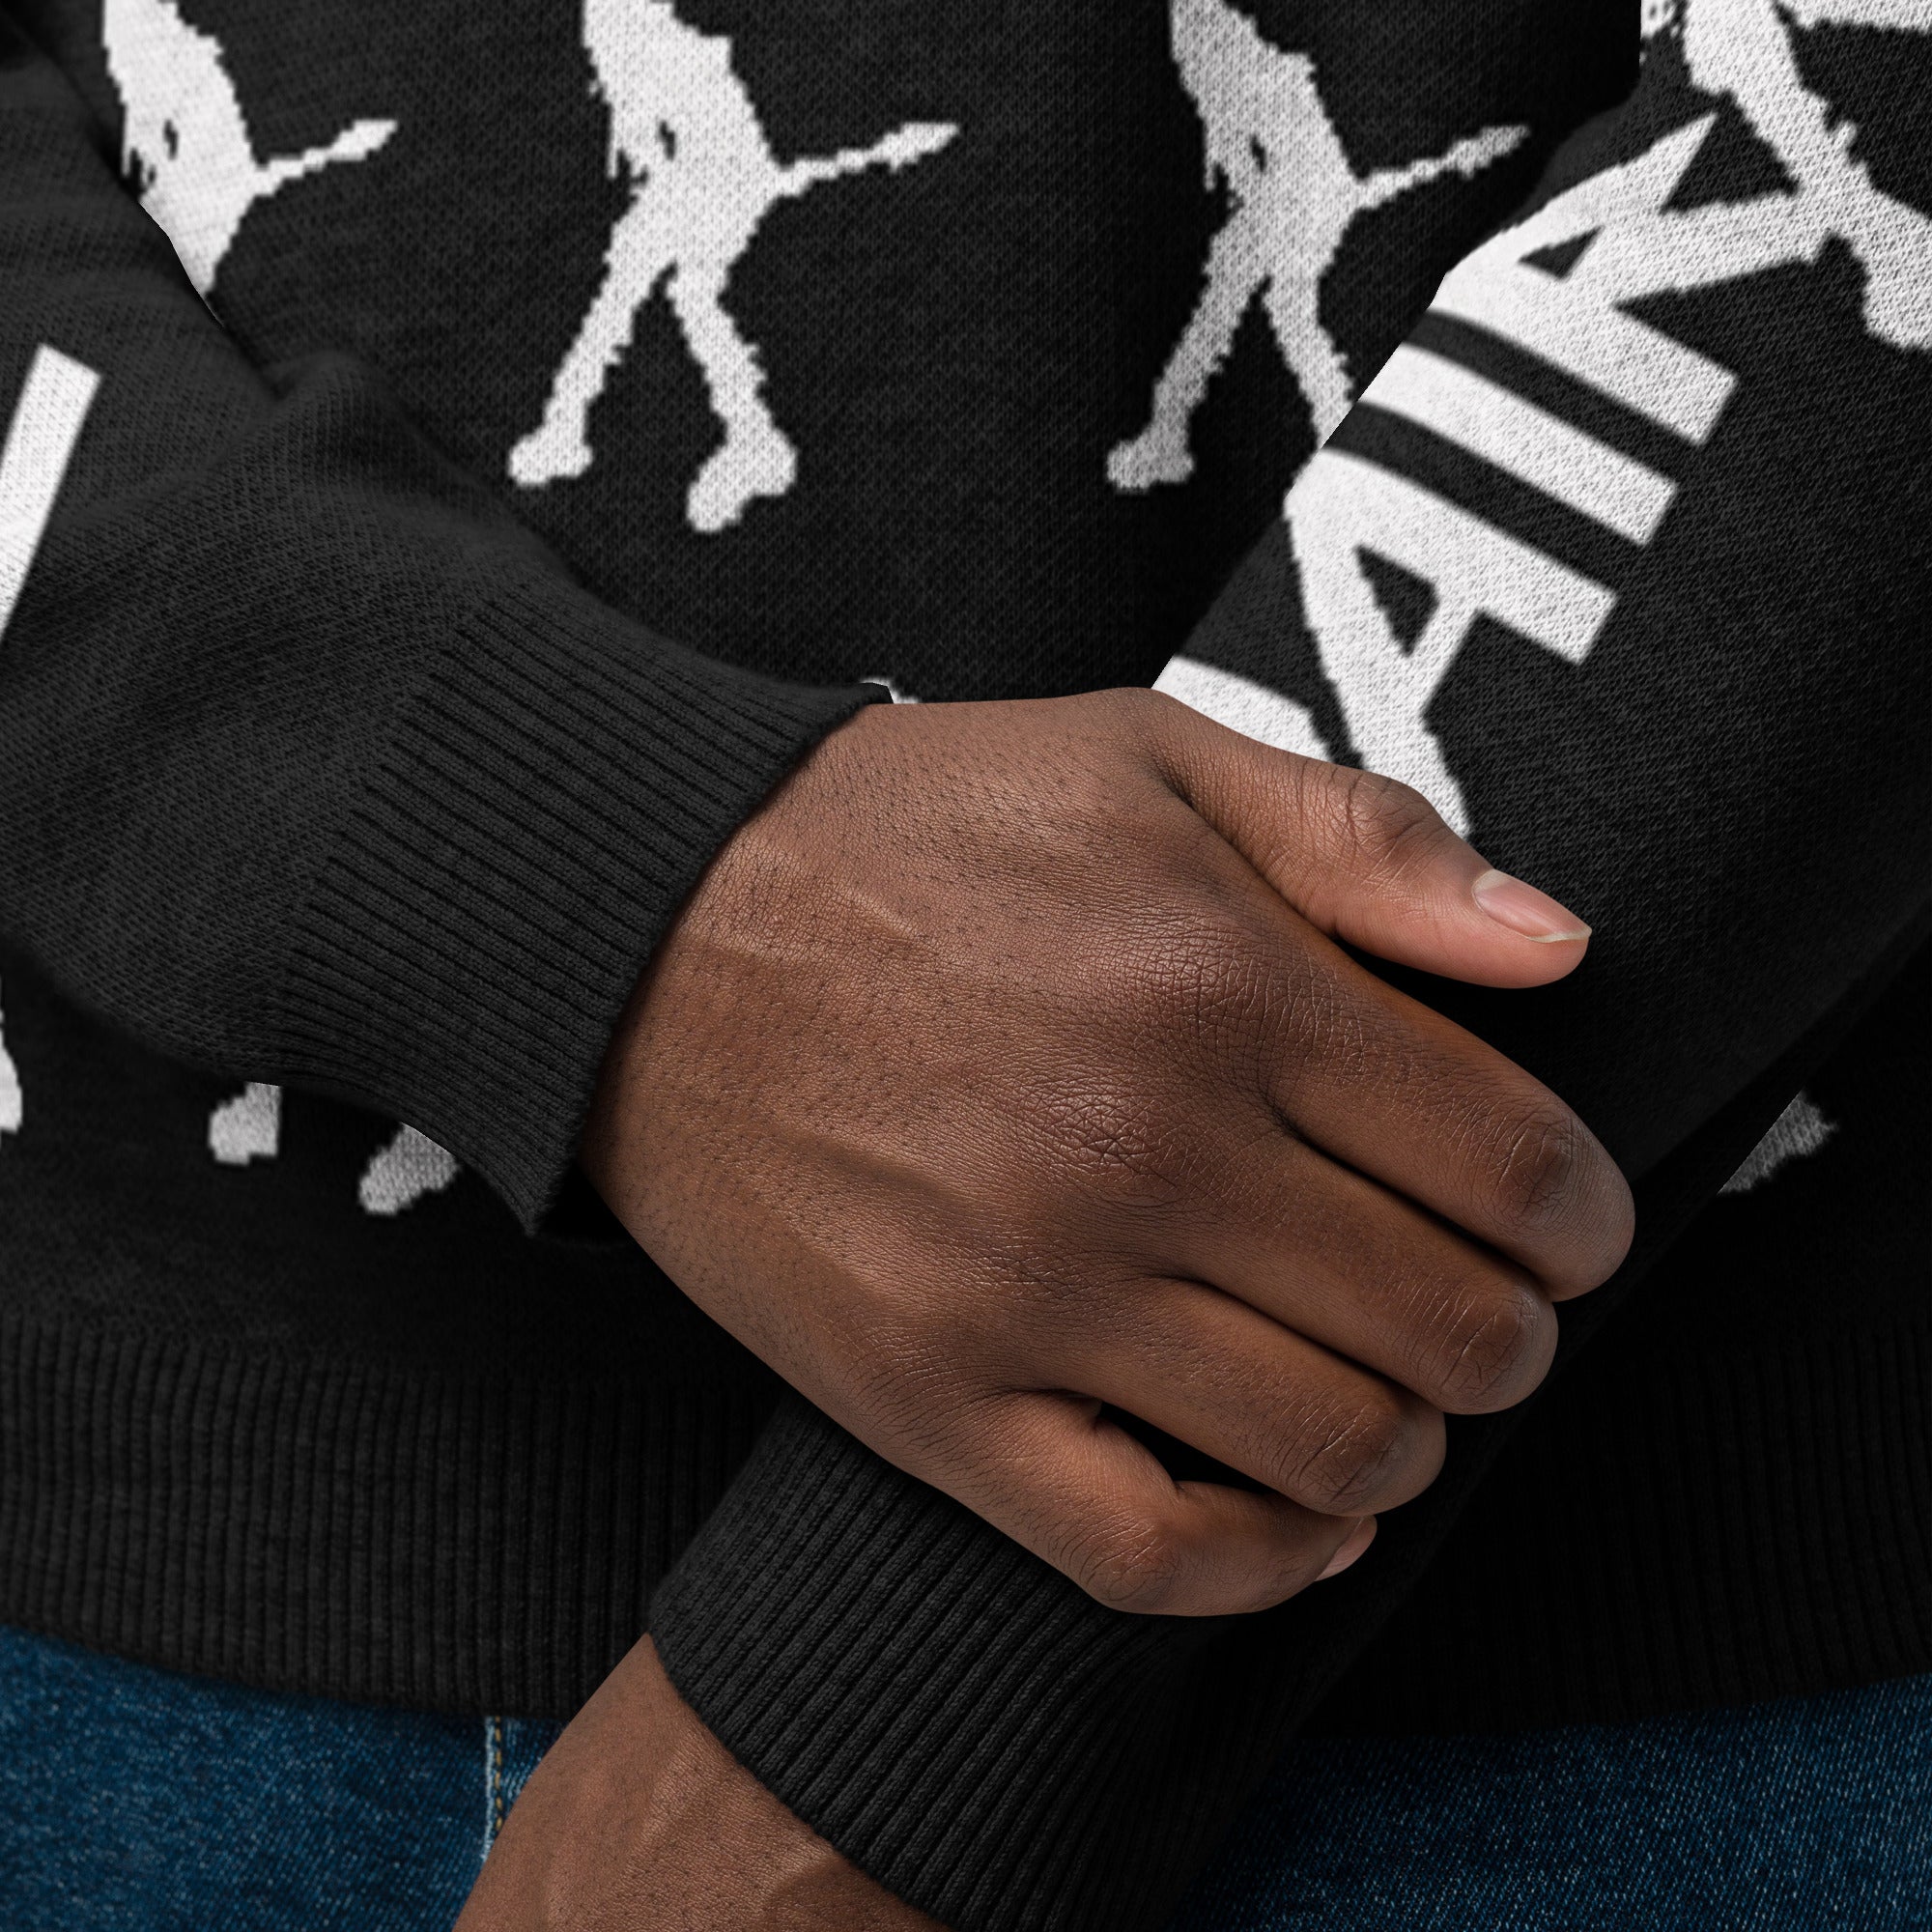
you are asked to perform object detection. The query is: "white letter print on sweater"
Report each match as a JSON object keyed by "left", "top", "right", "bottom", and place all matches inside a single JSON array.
[
  {"left": 102, "top": 0, "right": 395, "bottom": 298},
  {"left": 508, "top": 0, "right": 957, "bottom": 532},
  {"left": 0, "top": 346, "right": 100, "bottom": 1144},
  {"left": 208, "top": 1081, "right": 462, "bottom": 1217},
  {"left": 1166, "top": 0, "right": 1932, "bottom": 832},
  {"left": 1109, "top": 0, "right": 1526, "bottom": 490}
]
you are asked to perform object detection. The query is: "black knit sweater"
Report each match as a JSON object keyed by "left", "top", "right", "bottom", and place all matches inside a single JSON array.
[{"left": 1, "top": 4, "right": 1927, "bottom": 1929}]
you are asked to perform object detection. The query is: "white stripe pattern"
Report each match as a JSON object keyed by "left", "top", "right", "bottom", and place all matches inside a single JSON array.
[{"left": 1364, "top": 344, "right": 1679, "bottom": 543}]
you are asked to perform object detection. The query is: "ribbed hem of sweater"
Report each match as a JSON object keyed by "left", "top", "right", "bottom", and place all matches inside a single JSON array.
[
  {"left": 270, "top": 570, "right": 885, "bottom": 1231},
  {"left": 647, "top": 1335, "right": 1932, "bottom": 1932},
  {"left": 0, "top": 1304, "right": 777, "bottom": 1713},
  {"left": 1, "top": 1305, "right": 1925, "bottom": 1928}
]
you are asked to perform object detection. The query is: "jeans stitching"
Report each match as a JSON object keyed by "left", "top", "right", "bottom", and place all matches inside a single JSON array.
[{"left": 480, "top": 1713, "right": 508, "bottom": 1866}]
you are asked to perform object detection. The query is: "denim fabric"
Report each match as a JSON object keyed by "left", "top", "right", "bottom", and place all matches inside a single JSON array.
[
  {"left": 3, "top": 1620, "right": 1928, "bottom": 1931},
  {"left": 0, "top": 1624, "right": 563, "bottom": 1930},
  {"left": 1172, "top": 1674, "right": 1932, "bottom": 1931}
]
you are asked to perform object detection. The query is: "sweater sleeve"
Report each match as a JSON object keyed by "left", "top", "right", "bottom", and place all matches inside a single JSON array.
[
  {"left": 649, "top": 18, "right": 1932, "bottom": 1932},
  {"left": 0, "top": 19, "right": 881, "bottom": 1230}
]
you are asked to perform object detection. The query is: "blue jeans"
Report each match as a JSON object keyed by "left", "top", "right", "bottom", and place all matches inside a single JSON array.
[
  {"left": 1165, "top": 1681, "right": 1932, "bottom": 1931},
  {"left": 3, "top": 1622, "right": 1929, "bottom": 1930},
  {"left": 0, "top": 1624, "right": 564, "bottom": 1929}
]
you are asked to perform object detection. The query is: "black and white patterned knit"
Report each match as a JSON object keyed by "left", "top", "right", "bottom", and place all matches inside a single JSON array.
[{"left": 0, "top": 2, "right": 1926, "bottom": 1928}]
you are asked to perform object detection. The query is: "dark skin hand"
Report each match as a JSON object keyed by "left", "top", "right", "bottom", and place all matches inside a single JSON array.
[
  {"left": 463, "top": 689, "right": 1634, "bottom": 1930},
  {"left": 581, "top": 690, "right": 1631, "bottom": 1613}
]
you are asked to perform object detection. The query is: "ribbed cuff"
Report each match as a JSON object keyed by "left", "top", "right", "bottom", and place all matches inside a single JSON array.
[
  {"left": 649, "top": 1397, "right": 1238, "bottom": 1932},
  {"left": 652, "top": 1396, "right": 1624, "bottom": 1932},
  {"left": 272, "top": 572, "right": 885, "bottom": 1230}
]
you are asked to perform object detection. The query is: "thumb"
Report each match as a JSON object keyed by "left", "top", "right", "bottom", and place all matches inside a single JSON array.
[{"left": 1153, "top": 705, "right": 1591, "bottom": 989}]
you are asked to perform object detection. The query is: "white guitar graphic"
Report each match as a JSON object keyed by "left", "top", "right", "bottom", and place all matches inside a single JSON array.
[
  {"left": 103, "top": 0, "right": 394, "bottom": 298},
  {"left": 509, "top": 0, "right": 956, "bottom": 532},
  {"left": 1110, "top": 0, "right": 1524, "bottom": 490}
]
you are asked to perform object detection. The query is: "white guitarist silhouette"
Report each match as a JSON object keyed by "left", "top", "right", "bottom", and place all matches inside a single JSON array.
[
  {"left": 1109, "top": 0, "right": 1524, "bottom": 490},
  {"left": 1646, "top": 0, "right": 1932, "bottom": 349},
  {"left": 1166, "top": 0, "right": 1932, "bottom": 832},
  {"left": 508, "top": 0, "right": 956, "bottom": 531},
  {"left": 102, "top": 0, "right": 394, "bottom": 298}
]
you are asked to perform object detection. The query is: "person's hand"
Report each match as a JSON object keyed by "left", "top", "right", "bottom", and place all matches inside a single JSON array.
[
  {"left": 582, "top": 691, "right": 1634, "bottom": 1615},
  {"left": 453, "top": 1635, "right": 939, "bottom": 1932}
]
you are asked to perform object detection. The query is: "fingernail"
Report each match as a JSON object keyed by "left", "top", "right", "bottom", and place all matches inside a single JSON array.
[
  {"left": 1317, "top": 1517, "right": 1377, "bottom": 1581},
  {"left": 1471, "top": 868, "right": 1592, "bottom": 944}
]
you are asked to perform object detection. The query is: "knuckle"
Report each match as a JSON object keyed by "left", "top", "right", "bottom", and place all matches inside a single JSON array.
[
  {"left": 1325, "top": 766, "right": 1445, "bottom": 880},
  {"left": 1131, "top": 912, "right": 1275, "bottom": 1046},
  {"left": 1030, "top": 1078, "right": 1189, "bottom": 1217},
  {"left": 1279, "top": 1390, "right": 1414, "bottom": 1515},
  {"left": 1485, "top": 1104, "right": 1589, "bottom": 1238},
  {"left": 1429, "top": 1280, "right": 1553, "bottom": 1410},
  {"left": 1070, "top": 1516, "right": 1187, "bottom": 1614}
]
